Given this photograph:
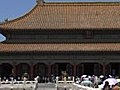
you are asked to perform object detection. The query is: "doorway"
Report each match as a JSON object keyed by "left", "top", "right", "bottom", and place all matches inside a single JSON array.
[
  {"left": 58, "top": 63, "right": 67, "bottom": 76},
  {"left": 0, "top": 63, "right": 13, "bottom": 79},
  {"left": 83, "top": 63, "right": 94, "bottom": 75},
  {"left": 110, "top": 63, "right": 120, "bottom": 76},
  {"left": 52, "top": 63, "right": 73, "bottom": 76}
]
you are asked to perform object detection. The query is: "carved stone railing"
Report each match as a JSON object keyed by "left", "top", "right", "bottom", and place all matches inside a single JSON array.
[
  {"left": 0, "top": 80, "right": 38, "bottom": 90},
  {"left": 56, "top": 76, "right": 74, "bottom": 90}
]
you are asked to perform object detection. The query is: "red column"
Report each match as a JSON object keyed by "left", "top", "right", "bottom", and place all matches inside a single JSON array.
[
  {"left": 106, "top": 64, "right": 111, "bottom": 75},
  {"left": 102, "top": 64, "right": 106, "bottom": 75},
  {"left": 12, "top": 63, "right": 16, "bottom": 78},
  {"left": 74, "top": 64, "right": 76, "bottom": 77},
  {"left": 81, "top": 64, "right": 84, "bottom": 75},
  {"left": 48, "top": 65, "right": 51, "bottom": 77},
  {"left": 30, "top": 64, "right": 34, "bottom": 80}
]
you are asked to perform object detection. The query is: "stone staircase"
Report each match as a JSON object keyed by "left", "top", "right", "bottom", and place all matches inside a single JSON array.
[{"left": 37, "top": 83, "right": 57, "bottom": 90}]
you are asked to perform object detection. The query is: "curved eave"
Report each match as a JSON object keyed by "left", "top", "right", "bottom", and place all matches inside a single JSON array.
[{"left": 0, "top": 4, "right": 37, "bottom": 25}]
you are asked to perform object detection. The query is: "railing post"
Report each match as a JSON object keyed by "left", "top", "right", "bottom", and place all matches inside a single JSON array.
[
  {"left": 73, "top": 76, "right": 75, "bottom": 82},
  {"left": 0, "top": 77, "right": 1, "bottom": 86}
]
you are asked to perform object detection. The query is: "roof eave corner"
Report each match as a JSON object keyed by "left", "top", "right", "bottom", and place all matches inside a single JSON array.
[{"left": 36, "top": 0, "right": 45, "bottom": 5}]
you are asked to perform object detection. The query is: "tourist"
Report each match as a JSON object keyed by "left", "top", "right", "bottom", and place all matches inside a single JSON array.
[{"left": 103, "top": 81, "right": 111, "bottom": 90}]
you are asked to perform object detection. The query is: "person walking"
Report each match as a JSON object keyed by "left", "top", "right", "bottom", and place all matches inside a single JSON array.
[{"left": 103, "top": 81, "right": 111, "bottom": 90}]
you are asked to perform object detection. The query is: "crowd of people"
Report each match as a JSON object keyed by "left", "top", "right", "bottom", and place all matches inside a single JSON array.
[
  {"left": 31, "top": 74, "right": 120, "bottom": 90},
  {"left": 75, "top": 75, "right": 120, "bottom": 90},
  {"left": 1, "top": 74, "right": 120, "bottom": 90}
]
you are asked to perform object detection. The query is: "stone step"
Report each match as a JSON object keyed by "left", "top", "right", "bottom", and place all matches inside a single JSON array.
[{"left": 37, "top": 83, "right": 57, "bottom": 90}]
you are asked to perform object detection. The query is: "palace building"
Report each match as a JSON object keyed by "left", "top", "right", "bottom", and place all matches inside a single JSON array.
[{"left": 0, "top": 0, "right": 120, "bottom": 79}]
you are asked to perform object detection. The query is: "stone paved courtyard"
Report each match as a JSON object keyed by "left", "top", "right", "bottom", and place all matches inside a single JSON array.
[{"left": 36, "top": 83, "right": 101, "bottom": 90}]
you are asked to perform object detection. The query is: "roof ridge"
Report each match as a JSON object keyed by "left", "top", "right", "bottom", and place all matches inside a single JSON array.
[{"left": 44, "top": 2, "right": 120, "bottom": 6}]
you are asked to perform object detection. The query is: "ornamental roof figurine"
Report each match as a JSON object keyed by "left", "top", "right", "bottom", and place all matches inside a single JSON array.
[{"left": 36, "top": 0, "right": 44, "bottom": 5}]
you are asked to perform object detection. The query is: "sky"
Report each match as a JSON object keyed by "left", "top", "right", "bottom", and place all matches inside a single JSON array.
[{"left": 0, "top": 0, "right": 119, "bottom": 42}]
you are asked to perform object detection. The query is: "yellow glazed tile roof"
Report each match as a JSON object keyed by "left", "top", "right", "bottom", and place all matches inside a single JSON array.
[{"left": 0, "top": 2, "right": 120, "bottom": 30}]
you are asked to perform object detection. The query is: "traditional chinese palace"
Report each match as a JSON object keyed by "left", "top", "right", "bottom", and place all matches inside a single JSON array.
[{"left": 0, "top": 0, "right": 120, "bottom": 79}]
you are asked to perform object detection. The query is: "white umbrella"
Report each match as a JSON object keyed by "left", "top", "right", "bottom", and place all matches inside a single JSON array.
[
  {"left": 81, "top": 75, "right": 87, "bottom": 78},
  {"left": 81, "top": 80, "right": 93, "bottom": 86},
  {"left": 103, "top": 78, "right": 118, "bottom": 86},
  {"left": 99, "top": 75, "right": 104, "bottom": 78}
]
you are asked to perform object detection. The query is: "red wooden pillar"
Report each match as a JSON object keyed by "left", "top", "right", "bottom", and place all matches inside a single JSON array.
[
  {"left": 30, "top": 64, "right": 34, "bottom": 80},
  {"left": 48, "top": 64, "right": 51, "bottom": 77},
  {"left": 106, "top": 64, "right": 111, "bottom": 75},
  {"left": 81, "top": 64, "right": 84, "bottom": 75},
  {"left": 102, "top": 64, "right": 106, "bottom": 75},
  {"left": 12, "top": 63, "right": 16, "bottom": 78},
  {"left": 74, "top": 64, "right": 76, "bottom": 77}
]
